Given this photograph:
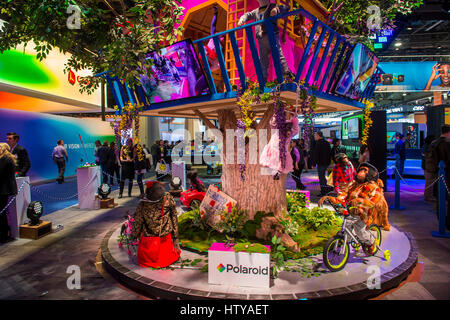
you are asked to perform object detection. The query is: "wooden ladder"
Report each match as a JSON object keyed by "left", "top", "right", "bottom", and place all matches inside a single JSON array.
[{"left": 225, "top": 0, "right": 247, "bottom": 86}]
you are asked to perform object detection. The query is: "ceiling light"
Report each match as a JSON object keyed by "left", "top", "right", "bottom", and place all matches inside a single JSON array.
[{"left": 395, "top": 42, "right": 402, "bottom": 47}]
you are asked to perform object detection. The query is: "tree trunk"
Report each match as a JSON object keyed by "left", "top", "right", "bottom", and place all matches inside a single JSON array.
[{"left": 217, "top": 108, "right": 299, "bottom": 252}]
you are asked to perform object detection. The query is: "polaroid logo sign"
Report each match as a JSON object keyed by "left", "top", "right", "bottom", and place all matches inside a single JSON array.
[
  {"left": 209, "top": 243, "right": 270, "bottom": 288},
  {"left": 219, "top": 264, "right": 269, "bottom": 275}
]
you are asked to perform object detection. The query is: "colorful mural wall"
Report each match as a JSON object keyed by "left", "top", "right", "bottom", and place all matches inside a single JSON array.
[
  {"left": 0, "top": 108, "right": 114, "bottom": 183},
  {"left": 0, "top": 42, "right": 101, "bottom": 108}
]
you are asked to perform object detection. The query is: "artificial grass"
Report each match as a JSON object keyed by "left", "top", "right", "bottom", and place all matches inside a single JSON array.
[{"left": 178, "top": 208, "right": 341, "bottom": 259}]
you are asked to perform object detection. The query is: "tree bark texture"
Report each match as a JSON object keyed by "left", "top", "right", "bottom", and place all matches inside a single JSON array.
[{"left": 216, "top": 108, "right": 299, "bottom": 252}]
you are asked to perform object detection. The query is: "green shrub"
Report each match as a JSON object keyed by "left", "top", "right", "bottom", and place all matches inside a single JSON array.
[
  {"left": 291, "top": 206, "right": 338, "bottom": 231},
  {"left": 278, "top": 210, "right": 299, "bottom": 238},
  {"left": 286, "top": 192, "right": 308, "bottom": 213},
  {"left": 233, "top": 242, "right": 269, "bottom": 254}
]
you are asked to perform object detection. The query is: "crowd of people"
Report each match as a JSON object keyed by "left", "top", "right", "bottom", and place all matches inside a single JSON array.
[{"left": 288, "top": 132, "right": 366, "bottom": 197}]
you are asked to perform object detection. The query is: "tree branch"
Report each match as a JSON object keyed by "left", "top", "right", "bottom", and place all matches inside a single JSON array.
[
  {"left": 103, "top": 0, "right": 121, "bottom": 17},
  {"left": 193, "top": 109, "right": 218, "bottom": 130}
]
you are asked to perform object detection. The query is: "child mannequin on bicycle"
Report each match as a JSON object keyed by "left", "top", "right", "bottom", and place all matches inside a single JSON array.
[{"left": 318, "top": 162, "right": 384, "bottom": 253}]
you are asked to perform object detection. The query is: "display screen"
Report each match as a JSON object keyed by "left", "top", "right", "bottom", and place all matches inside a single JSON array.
[
  {"left": 342, "top": 116, "right": 361, "bottom": 140},
  {"left": 334, "top": 44, "right": 379, "bottom": 100},
  {"left": 347, "top": 117, "right": 360, "bottom": 139},
  {"left": 387, "top": 131, "right": 397, "bottom": 146},
  {"left": 139, "top": 39, "right": 210, "bottom": 103},
  {"left": 376, "top": 61, "right": 450, "bottom": 92}
]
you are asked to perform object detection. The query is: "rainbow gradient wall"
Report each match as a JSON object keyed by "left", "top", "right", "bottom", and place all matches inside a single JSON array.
[{"left": 0, "top": 108, "right": 114, "bottom": 183}]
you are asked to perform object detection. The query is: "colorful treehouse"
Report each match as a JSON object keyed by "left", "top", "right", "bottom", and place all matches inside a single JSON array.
[
  {"left": 100, "top": 0, "right": 382, "bottom": 251},
  {"left": 102, "top": 0, "right": 381, "bottom": 119}
]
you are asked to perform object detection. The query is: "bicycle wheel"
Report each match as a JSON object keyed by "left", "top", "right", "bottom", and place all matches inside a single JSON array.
[
  {"left": 363, "top": 224, "right": 382, "bottom": 256},
  {"left": 323, "top": 235, "right": 350, "bottom": 272}
]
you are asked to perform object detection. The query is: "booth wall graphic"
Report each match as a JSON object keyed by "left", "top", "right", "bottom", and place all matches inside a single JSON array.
[
  {"left": 0, "top": 108, "right": 114, "bottom": 183},
  {"left": 376, "top": 61, "right": 450, "bottom": 92},
  {"left": 0, "top": 42, "right": 101, "bottom": 107}
]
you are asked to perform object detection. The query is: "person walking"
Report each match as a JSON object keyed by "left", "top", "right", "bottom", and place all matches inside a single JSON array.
[
  {"left": 150, "top": 140, "right": 160, "bottom": 171},
  {"left": 0, "top": 143, "right": 18, "bottom": 243},
  {"left": 134, "top": 143, "right": 147, "bottom": 198},
  {"left": 106, "top": 141, "right": 120, "bottom": 185},
  {"left": 314, "top": 131, "right": 332, "bottom": 196},
  {"left": 422, "top": 134, "right": 437, "bottom": 202},
  {"left": 298, "top": 138, "right": 309, "bottom": 173},
  {"left": 52, "top": 140, "right": 69, "bottom": 184},
  {"left": 97, "top": 141, "right": 111, "bottom": 184},
  {"left": 94, "top": 140, "right": 101, "bottom": 166},
  {"left": 394, "top": 134, "right": 406, "bottom": 176},
  {"left": 6, "top": 132, "right": 31, "bottom": 177},
  {"left": 430, "top": 125, "right": 450, "bottom": 229},
  {"left": 119, "top": 138, "right": 135, "bottom": 198},
  {"left": 290, "top": 140, "right": 305, "bottom": 190}
]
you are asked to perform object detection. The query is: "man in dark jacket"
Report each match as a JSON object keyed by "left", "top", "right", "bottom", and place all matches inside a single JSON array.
[
  {"left": 394, "top": 134, "right": 406, "bottom": 176},
  {"left": 6, "top": 132, "right": 31, "bottom": 177},
  {"left": 430, "top": 125, "right": 450, "bottom": 229},
  {"left": 150, "top": 140, "right": 160, "bottom": 170},
  {"left": 97, "top": 141, "right": 111, "bottom": 184},
  {"left": 314, "top": 131, "right": 332, "bottom": 196}
]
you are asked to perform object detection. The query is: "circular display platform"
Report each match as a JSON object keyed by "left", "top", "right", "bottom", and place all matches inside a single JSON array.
[{"left": 101, "top": 224, "right": 418, "bottom": 300}]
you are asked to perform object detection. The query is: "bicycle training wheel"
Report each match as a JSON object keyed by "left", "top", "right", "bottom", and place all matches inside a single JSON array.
[
  {"left": 363, "top": 224, "right": 382, "bottom": 256},
  {"left": 323, "top": 235, "right": 350, "bottom": 272}
]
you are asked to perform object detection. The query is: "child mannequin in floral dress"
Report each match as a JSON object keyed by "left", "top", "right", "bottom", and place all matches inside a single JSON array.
[{"left": 260, "top": 109, "right": 299, "bottom": 179}]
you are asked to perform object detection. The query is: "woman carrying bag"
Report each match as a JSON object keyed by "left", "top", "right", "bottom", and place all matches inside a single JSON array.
[{"left": 131, "top": 181, "right": 180, "bottom": 268}]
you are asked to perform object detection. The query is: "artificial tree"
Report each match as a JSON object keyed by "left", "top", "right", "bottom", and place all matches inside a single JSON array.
[{"left": 194, "top": 81, "right": 316, "bottom": 252}]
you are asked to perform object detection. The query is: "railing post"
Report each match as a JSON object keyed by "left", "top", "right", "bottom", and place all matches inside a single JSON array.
[
  {"left": 245, "top": 27, "right": 266, "bottom": 90},
  {"left": 389, "top": 166, "right": 405, "bottom": 210},
  {"left": 229, "top": 31, "right": 247, "bottom": 90},
  {"left": 197, "top": 42, "right": 218, "bottom": 94},
  {"left": 432, "top": 161, "right": 450, "bottom": 238},
  {"left": 264, "top": 20, "right": 284, "bottom": 84},
  {"left": 319, "top": 37, "right": 341, "bottom": 92},
  {"left": 313, "top": 33, "right": 334, "bottom": 87},
  {"left": 304, "top": 27, "right": 327, "bottom": 86},
  {"left": 326, "top": 43, "right": 350, "bottom": 93},
  {"left": 213, "top": 36, "right": 232, "bottom": 92},
  {"left": 295, "top": 19, "right": 319, "bottom": 83}
]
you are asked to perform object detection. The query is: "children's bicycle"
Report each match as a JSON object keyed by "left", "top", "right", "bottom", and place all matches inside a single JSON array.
[{"left": 321, "top": 199, "right": 384, "bottom": 272}]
